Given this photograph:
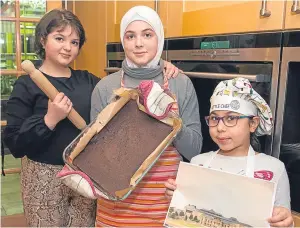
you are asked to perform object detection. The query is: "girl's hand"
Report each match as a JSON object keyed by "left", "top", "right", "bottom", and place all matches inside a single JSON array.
[
  {"left": 163, "top": 60, "right": 183, "bottom": 79},
  {"left": 268, "top": 206, "right": 294, "bottom": 227},
  {"left": 165, "top": 178, "right": 177, "bottom": 200},
  {"left": 44, "top": 92, "right": 72, "bottom": 130}
]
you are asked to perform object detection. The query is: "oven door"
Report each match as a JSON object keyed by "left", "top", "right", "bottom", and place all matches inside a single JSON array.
[
  {"left": 105, "top": 51, "right": 124, "bottom": 74},
  {"left": 171, "top": 59, "right": 275, "bottom": 155},
  {"left": 275, "top": 31, "right": 300, "bottom": 213}
]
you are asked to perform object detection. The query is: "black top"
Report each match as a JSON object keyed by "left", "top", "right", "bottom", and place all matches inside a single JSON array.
[{"left": 3, "top": 69, "right": 100, "bottom": 165}]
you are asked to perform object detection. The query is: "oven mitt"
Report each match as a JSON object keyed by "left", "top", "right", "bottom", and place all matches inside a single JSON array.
[
  {"left": 138, "top": 80, "right": 177, "bottom": 120},
  {"left": 56, "top": 165, "right": 108, "bottom": 199}
]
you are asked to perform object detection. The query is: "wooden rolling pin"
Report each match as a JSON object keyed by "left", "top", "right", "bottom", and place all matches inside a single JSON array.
[{"left": 21, "top": 60, "right": 87, "bottom": 130}]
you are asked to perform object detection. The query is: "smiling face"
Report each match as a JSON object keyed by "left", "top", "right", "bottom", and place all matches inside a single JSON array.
[
  {"left": 42, "top": 25, "right": 80, "bottom": 67},
  {"left": 123, "top": 20, "right": 158, "bottom": 67},
  {"left": 208, "top": 110, "right": 259, "bottom": 155}
]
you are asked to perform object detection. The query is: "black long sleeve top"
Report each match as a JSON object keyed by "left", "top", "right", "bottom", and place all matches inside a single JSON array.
[{"left": 3, "top": 69, "right": 100, "bottom": 165}]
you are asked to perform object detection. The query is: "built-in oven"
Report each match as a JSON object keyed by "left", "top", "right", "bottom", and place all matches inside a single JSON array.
[
  {"left": 105, "top": 41, "right": 168, "bottom": 75},
  {"left": 274, "top": 31, "right": 300, "bottom": 213},
  {"left": 167, "top": 32, "right": 282, "bottom": 156},
  {"left": 105, "top": 42, "right": 124, "bottom": 74}
]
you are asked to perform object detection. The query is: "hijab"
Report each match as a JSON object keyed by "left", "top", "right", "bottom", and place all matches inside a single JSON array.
[{"left": 120, "top": 6, "right": 164, "bottom": 68}]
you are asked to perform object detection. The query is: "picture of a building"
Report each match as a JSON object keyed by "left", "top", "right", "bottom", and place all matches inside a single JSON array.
[
  {"left": 163, "top": 163, "right": 275, "bottom": 227},
  {"left": 166, "top": 205, "right": 252, "bottom": 227}
]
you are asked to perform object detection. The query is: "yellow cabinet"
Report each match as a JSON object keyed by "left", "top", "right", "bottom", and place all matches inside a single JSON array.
[
  {"left": 284, "top": 0, "right": 300, "bottom": 30},
  {"left": 106, "top": 1, "right": 117, "bottom": 43},
  {"left": 182, "top": 1, "right": 285, "bottom": 36},
  {"left": 107, "top": 1, "right": 155, "bottom": 43},
  {"left": 158, "top": 1, "right": 184, "bottom": 38},
  {"left": 115, "top": 1, "right": 155, "bottom": 25},
  {"left": 46, "top": 1, "right": 62, "bottom": 11},
  {"left": 74, "top": 1, "right": 107, "bottom": 77}
]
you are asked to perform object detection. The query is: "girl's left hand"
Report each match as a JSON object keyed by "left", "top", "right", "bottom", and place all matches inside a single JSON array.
[
  {"left": 163, "top": 60, "right": 183, "bottom": 79},
  {"left": 268, "top": 206, "right": 294, "bottom": 227}
]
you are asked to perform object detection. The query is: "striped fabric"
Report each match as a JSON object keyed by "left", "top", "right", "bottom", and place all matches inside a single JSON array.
[
  {"left": 95, "top": 147, "right": 181, "bottom": 227},
  {"left": 95, "top": 71, "right": 182, "bottom": 227}
]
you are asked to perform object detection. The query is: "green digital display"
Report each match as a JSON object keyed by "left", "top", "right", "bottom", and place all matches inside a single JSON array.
[{"left": 200, "top": 41, "right": 230, "bottom": 49}]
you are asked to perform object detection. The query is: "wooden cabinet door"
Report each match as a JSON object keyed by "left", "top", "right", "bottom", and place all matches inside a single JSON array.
[
  {"left": 284, "top": 0, "right": 300, "bottom": 30},
  {"left": 47, "top": 1, "right": 62, "bottom": 11},
  {"left": 182, "top": 1, "right": 285, "bottom": 36},
  {"left": 115, "top": 1, "right": 155, "bottom": 25},
  {"left": 111, "top": 1, "right": 155, "bottom": 42},
  {"left": 158, "top": 1, "right": 184, "bottom": 38},
  {"left": 106, "top": 1, "right": 118, "bottom": 43},
  {"left": 74, "top": 1, "right": 107, "bottom": 78}
]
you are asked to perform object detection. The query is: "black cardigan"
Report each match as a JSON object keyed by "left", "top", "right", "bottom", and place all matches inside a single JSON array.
[{"left": 4, "top": 69, "right": 100, "bottom": 165}]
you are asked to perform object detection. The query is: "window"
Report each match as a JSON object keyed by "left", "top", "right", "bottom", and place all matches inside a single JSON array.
[
  {"left": 20, "top": 0, "right": 46, "bottom": 18},
  {"left": 1, "top": 0, "right": 46, "bottom": 77},
  {"left": 0, "top": 0, "right": 16, "bottom": 17},
  {"left": 1, "top": 21, "right": 16, "bottom": 70},
  {"left": 20, "top": 22, "right": 40, "bottom": 66}
]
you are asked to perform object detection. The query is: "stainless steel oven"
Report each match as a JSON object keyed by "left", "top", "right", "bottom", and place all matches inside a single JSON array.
[
  {"left": 167, "top": 32, "right": 282, "bottom": 156},
  {"left": 274, "top": 31, "right": 300, "bottom": 212},
  {"left": 105, "top": 43, "right": 124, "bottom": 74},
  {"left": 105, "top": 42, "right": 167, "bottom": 75}
]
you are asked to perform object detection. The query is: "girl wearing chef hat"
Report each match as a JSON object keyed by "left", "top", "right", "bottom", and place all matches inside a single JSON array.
[{"left": 165, "top": 77, "right": 293, "bottom": 227}]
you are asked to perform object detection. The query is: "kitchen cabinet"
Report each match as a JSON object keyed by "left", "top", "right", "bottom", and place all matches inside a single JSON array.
[
  {"left": 158, "top": 1, "right": 184, "bottom": 38},
  {"left": 74, "top": 1, "right": 107, "bottom": 77},
  {"left": 182, "top": 1, "right": 285, "bottom": 36},
  {"left": 47, "top": 1, "right": 62, "bottom": 11},
  {"left": 106, "top": 1, "right": 117, "bottom": 43},
  {"left": 115, "top": 1, "right": 155, "bottom": 25},
  {"left": 284, "top": 0, "right": 300, "bottom": 30},
  {"left": 107, "top": 1, "right": 155, "bottom": 43}
]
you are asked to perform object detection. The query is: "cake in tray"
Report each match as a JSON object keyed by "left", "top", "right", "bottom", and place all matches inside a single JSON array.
[{"left": 73, "top": 100, "right": 173, "bottom": 196}]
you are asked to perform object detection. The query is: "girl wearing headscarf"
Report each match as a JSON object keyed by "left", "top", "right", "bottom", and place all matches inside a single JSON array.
[
  {"left": 91, "top": 5, "right": 202, "bottom": 227},
  {"left": 165, "top": 77, "right": 293, "bottom": 227}
]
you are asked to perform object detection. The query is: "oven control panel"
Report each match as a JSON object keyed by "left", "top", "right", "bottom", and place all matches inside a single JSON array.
[{"left": 190, "top": 49, "right": 240, "bottom": 58}]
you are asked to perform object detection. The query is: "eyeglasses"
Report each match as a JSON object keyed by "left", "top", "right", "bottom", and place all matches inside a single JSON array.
[{"left": 205, "top": 115, "right": 254, "bottom": 127}]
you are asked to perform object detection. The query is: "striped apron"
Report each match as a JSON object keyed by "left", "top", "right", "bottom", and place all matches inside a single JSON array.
[{"left": 95, "top": 73, "right": 182, "bottom": 227}]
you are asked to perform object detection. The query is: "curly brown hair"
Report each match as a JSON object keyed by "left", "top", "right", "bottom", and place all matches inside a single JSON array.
[{"left": 35, "top": 9, "right": 86, "bottom": 59}]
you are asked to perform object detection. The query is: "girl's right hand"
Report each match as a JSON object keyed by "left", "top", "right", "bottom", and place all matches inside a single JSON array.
[
  {"left": 165, "top": 178, "right": 177, "bottom": 201},
  {"left": 268, "top": 206, "right": 294, "bottom": 227},
  {"left": 44, "top": 92, "right": 72, "bottom": 130}
]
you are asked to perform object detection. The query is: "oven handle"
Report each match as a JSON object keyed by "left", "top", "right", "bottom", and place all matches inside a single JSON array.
[
  {"left": 104, "top": 68, "right": 271, "bottom": 82},
  {"left": 184, "top": 72, "right": 271, "bottom": 82},
  {"left": 104, "top": 67, "right": 121, "bottom": 73}
]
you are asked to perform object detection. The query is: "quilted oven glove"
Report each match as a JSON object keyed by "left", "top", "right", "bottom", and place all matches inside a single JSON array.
[{"left": 138, "top": 80, "right": 177, "bottom": 120}]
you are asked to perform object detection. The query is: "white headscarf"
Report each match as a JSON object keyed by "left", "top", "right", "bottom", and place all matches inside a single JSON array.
[
  {"left": 210, "top": 78, "right": 273, "bottom": 136},
  {"left": 120, "top": 6, "right": 164, "bottom": 68}
]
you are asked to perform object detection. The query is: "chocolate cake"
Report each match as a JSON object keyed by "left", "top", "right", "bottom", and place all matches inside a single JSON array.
[{"left": 73, "top": 100, "right": 173, "bottom": 197}]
